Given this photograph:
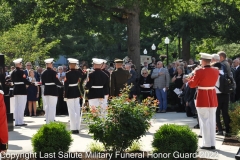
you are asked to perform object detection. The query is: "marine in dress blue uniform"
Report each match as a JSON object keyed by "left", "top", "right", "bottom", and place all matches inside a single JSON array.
[
  {"left": 41, "top": 58, "right": 63, "bottom": 124},
  {"left": 85, "top": 58, "right": 109, "bottom": 117},
  {"left": 64, "top": 58, "right": 82, "bottom": 134},
  {"left": 11, "top": 58, "right": 33, "bottom": 126}
]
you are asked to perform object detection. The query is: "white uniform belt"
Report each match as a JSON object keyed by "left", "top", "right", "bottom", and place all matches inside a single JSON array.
[
  {"left": 91, "top": 86, "right": 103, "bottom": 88},
  {"left": 69, "top": 83, "right": 78, "bottom": 87},
  {"left": 14, "top": 82, "right": 24, "bottom": 85},
  {"left": 10, "top": 88, "right": 13, "bottom": 90},
  {"left": 198, "top": 86, "right": 215, "bottom": 90},
  {"left": 45, "top": 83, "right": 55, "bottom": 85}
]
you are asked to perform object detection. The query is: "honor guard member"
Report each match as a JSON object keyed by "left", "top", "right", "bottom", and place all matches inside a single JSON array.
[
  {"left": 11, "top": 58, "right": 33, "bottom": 126},
  {"left": 100, "top": 59, "right": 110, "bottom": 115},
  {"left": 110, "top": 59, "right": 131, "bottom": 96},
  {"left": 41, "top": 58, "right": 63, "bottom": 124},
  {"left": 85, "top": 58, "right": 108, "bottom": 116},
  {"left": 0, "top": 89, "right": 8, "bottom": 153},
  {"left": 64, "top": 58, "right": 82, "bottom": 134},
  {"left": 188, "top": 53, "right": 219, "bottom": 150}
]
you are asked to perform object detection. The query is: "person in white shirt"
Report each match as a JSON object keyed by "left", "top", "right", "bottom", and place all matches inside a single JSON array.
[{"left": 57, "top": 66, "right": 66, "bottom": 83}]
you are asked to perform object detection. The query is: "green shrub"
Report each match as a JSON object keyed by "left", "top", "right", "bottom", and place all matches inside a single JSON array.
[
  {"left": 31, "top": 122, "right": 73, "bottom": 156},
  {"left": 152, "top": 124, "right": 198, "bottom": 160},
  {"left": 128, "top": 140, "right": 142, "bottom": 152},
  {"left": 229, "top": 101, "right": 240, "bottom": 111},
  {"left": 87, "top": 85, "right": 157, "bottom": 152},
  {"left": 237, "top": 131, "right": 240, "bottom": 142},
  {"left": 88, "top": 142, "right": 105, "bottom": 152},
  {"left": 230, "top": 106, "right": 240, "bottom": 135}
]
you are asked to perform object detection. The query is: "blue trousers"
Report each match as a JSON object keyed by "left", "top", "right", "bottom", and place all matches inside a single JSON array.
[{"left": 155, "top": 88, "right": 167, "bottom": 110}]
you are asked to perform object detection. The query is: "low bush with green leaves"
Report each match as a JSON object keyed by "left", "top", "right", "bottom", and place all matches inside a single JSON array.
[
  {"left": 237, "top": 131, "right": 240, "bottom": 142},
  {"left": 128, "top": 140, "right": 142, "bottom": 152},
  {"left": 87, "top": 85, "right": 157, "bottom": 152},
  {"left": 31, "top": 122, "right": 73, "bottom": 156},
  {"left": 152, "top": 124, "right": 198, "bottom": 160},
  {"left": 229, "top": 101, "right": 240, "bottom": 111},
  {"left": 229, "top": 105, "right": 240, "bottom": 135},
  {"left": 88, "top": 142, "right": 105, "bottom": 152}
]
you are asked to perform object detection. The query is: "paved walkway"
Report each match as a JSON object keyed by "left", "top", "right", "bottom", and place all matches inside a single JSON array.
[{"left": 7, "top": 113, "right": 238, "bottom": 159}]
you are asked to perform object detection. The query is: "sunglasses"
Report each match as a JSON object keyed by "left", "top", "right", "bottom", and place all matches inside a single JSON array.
[{"left": 143, "top": 73, "right": 148, "bottom": 74}]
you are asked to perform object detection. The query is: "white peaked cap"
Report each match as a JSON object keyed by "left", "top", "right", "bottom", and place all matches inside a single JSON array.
[
  {"left": 99, "top": 59, "right": 107, "bottom": 63},
  {"left": 13, "top": 58, "right": 22, "bottom": 64},
  {"left": 67, "top": 58, "right": 78, "bottom": 64},
  {"left": 199, "top": 53, "right": 213, "bottom": 60},
  {"left": 44, "top": 58, "right": 54, "bottom": 64},
  {"left": 92, "top": 58, "right": 104, "bottom": 64}
]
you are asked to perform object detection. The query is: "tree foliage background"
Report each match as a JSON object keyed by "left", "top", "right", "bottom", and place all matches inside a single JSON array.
[{"left": 0, "top": 0, "right": 240, "bottom": 67}]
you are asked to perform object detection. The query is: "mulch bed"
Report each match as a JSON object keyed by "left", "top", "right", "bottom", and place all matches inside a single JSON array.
[{"left": 223, "top": 135, "right": 240, "bottom": 146}]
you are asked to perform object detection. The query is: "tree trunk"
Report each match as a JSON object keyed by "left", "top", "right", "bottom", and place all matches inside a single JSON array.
[
  {"left": 181, "top": 32, "right": 190, "bottom": 62},
  {"left": 127, "top": 4, "right": 140, "bottom": 74}
]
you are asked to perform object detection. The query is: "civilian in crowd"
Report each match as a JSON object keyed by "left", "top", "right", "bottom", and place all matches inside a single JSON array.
[
  {"left": 36, "top": 67, "right": 42, "bottom": 82},
  {"left": 125, "top": 63, "right": 137, "bottom": 98},
  {"left": 142, "top": 62, "right": 149, "bottom": 69},
  {"left": 188, "top": 53, "right": 219, "bottom": 150},
  {"left": 53, "top": 67, "right": 57, "bottom": 71},
  {"left": 57, "top": 66, "right": 66, "bottom": 83},
  {"left": 172, "top": 66, "right": 185, "bottom": 112},
  {"left": 27, "top": 69, "right": 39, "bottom": 117},
  {"left": 168, "top": 63, "right": 175, "bottom": 78},
  {"left": 228, "top": 58, "right": 236, "bottom": 102},
  {"left": 211, "top": 54, "right": 220, "bottom": 64},
  {"left": 62, "top": 65, "right": 67, "bottom": 73},
  {"left": 131, "top": 64, "right": 137, "bottom": 72},
  {"left": 139, "top": 68, "right": 154, "bottom": 101},
  {"left": 234, "top": 59, "right": 240, "bottom": 101},
  {"left": 212, "top": 62, "right": 231, "bottom": 137},
  {"left": 173, "top": 61, "right": 180, "bottom": 74},
  {"left": 148, "top": 57, "right": 156, "bottom": 70},
  {"left": 189, "top": 58, "right": 194, "bottom": 65},
  {"left": 168, "top": 63, "right": 174, "bottom": 78},
  {"left": 228, "top": 58, "right": 236, "bottom": 79},
  {"left": 57, "top": 66, "right": 67, "bottom": 115},
  {"left": 181, "top": 75, "right": 196, "bottom": 117},
  {"left": 23, "top": 62, "right": 38, "bottom": 116},
  {"left": 151, "top": 61, "right": 170, "bottom": 113},
  {"left": 9, "top": 66, "right": 15, "bottom": 75},
  {"left": 108, "top": 67, "right": 114, "bottom": 74},
  {"left": 24, "top": 62, "right": 32, "bottom": 77},
  {"left": 183, "top": 61, "right": 189, "bottom": 74},
  {"left": 5, "top": 67, "right": 9, "bottom": 77},
  {"left": 218, "top": 51, "right": 232, "bottom": 77}
]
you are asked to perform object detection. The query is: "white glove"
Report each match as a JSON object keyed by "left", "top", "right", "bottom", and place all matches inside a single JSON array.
[{"left": 0, "top": 90, "right": 4, "bottom": 95}]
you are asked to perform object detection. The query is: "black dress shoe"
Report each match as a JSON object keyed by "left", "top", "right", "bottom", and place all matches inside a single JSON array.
[
  {"left": 211, "top": 146, "right": 216, "bottom": 149},
  {"left": 194, "top": 124, "right": 200, "bottom": 129},
  {"left": 15, "top": 124, "right": 27, "bottom": 126},
  {"left": 193, "top": 115, "right": 197, "bottom": 118},
  {"left": 200, "top": 146, "right": 211, "bottom": 150},
  {"left": 198, "top": 135, "right": 202, "bottom": 138},
  {"left": 71, "top": 130, "right": 79, "bottom": 134},
  {"left": 216, "top": 131, "right": 223, "bottom": 135}
]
